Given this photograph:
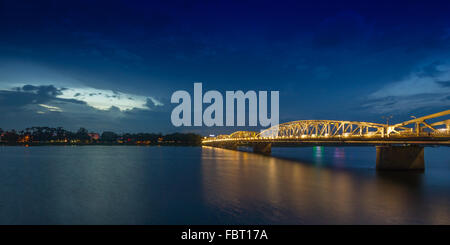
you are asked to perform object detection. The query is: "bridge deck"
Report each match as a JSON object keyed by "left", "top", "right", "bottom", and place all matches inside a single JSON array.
[
  {"left": 203, "top": 136, "right": 450, "bottom": 146},
  {"left": 203, "top": 110, "right": 450, "bottom": 147}
]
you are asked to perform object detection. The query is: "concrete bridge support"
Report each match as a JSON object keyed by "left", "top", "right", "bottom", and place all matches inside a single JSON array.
[
  {"left": 376, "top": 145, "right": 424, "bottom": 170},
  {"left": 253, "top": 143, "right": 272, "bottom": 155}
]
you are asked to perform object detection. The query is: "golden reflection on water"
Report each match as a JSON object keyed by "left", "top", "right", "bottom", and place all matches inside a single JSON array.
[{"left": 201, "top": 146, "right": 450, "bottom": 224}]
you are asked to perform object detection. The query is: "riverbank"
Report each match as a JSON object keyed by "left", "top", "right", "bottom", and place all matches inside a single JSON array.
[{"left": 0, "top": 142, "right": 201, "bottom": 147}]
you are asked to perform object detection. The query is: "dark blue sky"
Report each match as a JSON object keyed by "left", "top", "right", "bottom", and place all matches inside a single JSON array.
[{"left": 1, "top": 0, "right": 449, "bottom": 134}]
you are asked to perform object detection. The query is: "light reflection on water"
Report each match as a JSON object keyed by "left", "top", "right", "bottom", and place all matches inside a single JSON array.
[
  {"left": 313, "top": 146, "right": 323, "bottom": 165},
  {"left": 0, "top": 145, "right": 449, "bottom": 224},
  {"left": 201, "top": 146, "right": 450, "bottom": 224}
]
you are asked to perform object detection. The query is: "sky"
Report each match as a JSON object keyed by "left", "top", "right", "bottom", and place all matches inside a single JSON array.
[{"left": 0, "top": 0, "right": 450, "bottom": 134}]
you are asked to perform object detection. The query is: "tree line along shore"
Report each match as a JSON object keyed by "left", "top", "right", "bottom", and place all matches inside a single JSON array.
[{"left": 0, "top": 127, "right": 202, "bottom": 146}]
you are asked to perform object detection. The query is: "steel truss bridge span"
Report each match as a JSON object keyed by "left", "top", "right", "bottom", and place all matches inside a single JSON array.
[
  {"left": 202, "top": 110, "right": 450, "bottom": 170},
  {"left": 203, "top": 110, "right": 450, "bottom": 145}
]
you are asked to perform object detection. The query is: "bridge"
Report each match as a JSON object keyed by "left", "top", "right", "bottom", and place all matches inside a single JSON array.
[{"left": 202, "top": 110, "right": 450, "bottom": 170}]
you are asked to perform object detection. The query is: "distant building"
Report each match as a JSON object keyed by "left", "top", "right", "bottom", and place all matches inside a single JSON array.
[{"left": 88, "top": 133, "right": 100, "bottom": 141}]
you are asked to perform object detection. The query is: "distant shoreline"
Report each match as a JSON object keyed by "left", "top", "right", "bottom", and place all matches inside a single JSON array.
[
  {"left": 0, "top": 127, "right": 203, "bottom": 147},
  {"left": 0, "top": 142, "right": 201, "bottom": 147}
]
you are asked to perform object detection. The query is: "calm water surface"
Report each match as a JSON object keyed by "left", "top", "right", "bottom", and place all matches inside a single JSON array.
[{"left": 0, "top": 145, "right": 449, "bottom": 224}]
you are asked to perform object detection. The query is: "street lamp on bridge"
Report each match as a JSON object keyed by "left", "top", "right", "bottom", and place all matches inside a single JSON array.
[{"left": 382, "top": 115, "right": 393, "bottom": 126}]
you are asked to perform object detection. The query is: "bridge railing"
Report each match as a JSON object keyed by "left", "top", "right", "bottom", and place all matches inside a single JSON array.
[
  {"left": 202, "top": 110, "right": 450, "bottom": 143},
  {"left": 388, "top": 110, "right": 450, "bottom": 136}
]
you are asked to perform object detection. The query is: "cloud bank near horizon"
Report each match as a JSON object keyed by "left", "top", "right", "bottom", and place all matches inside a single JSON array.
[{"left": 364, "top": 60, "right": 450, "bottom": 114}]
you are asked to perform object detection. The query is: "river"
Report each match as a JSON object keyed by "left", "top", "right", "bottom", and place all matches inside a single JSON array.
[{"left": 0, "top": 145, "right": 449, "bottom": 224}]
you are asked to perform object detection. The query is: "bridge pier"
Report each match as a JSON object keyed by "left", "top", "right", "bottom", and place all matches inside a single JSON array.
[
  {"left": 253, "top": 143, "right": 272, "bottom": 155},
  {"left": 376, "top": 145, "right": 424, "bottom": 171}
]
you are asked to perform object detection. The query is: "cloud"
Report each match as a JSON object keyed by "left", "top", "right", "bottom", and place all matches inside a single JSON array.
[
  {"left": 363, "top": 94, "right": 450, "bottom": 114},
  {"left": 38, "top": 104, "right": 63, "bottom": 112},
  {"left": 1, "top": 84, "right": 163, "bottom": 112},
  {"left": 57, "top": 86, "right": 163, "bottom": 111},
  {"left": 0, "top": 85, "right": 80, "bottom": 108},
  {"left": 436, "top": 81, "right": 450, "bottom": 87},
  {"left": 0, "top": 83, "right": 173, "bottom": 132},
  {"left": 364, "top": 61, "right": 450, "bottom": 113},
  {"left": 21, "top": 84, "right": 64, "bottom": 96}
]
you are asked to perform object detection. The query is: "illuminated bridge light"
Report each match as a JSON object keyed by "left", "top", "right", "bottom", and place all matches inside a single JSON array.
[{"left": 201, "top": 110, "right": 450, "bottom": 145}]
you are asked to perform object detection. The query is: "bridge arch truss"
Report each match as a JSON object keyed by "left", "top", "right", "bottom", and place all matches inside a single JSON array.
[{"left": 203, "top": 110, "right": 450, "bottom": 143}]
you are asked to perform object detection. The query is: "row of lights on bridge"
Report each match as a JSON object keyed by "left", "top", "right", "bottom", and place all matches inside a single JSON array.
[{"left": 202, "top": 127, "right": 449, "bottom": 143}]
